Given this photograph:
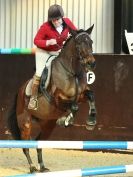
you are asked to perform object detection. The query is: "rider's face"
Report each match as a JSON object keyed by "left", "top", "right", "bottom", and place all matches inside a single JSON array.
[{"left": 52, "top": 18, "right": 63, "bottom": 28}]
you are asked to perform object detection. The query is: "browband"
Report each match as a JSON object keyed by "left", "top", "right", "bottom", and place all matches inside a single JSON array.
[{"left": 75, "top": 32, "right": 89, "bottom": 39}]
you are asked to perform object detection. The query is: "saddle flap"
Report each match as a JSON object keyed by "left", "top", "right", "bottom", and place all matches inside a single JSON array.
[{"left": 42, "top": 55, "right": 56, "bottom": 89}]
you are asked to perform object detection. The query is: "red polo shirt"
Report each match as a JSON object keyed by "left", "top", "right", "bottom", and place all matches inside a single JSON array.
[{"left": 34, "top": 18, "right": 77, "bottom": 51}]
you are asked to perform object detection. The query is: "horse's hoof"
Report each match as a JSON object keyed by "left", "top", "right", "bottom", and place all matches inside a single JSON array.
[
  {"left": 30, "top": 166, "right": 38, "bottom": 173},
  {"left": 86, "top": 124, "right": 95, "bottom": 131},
  {"left": 86, "top": 119, "right": 97, "bottom": 126},
  {"left": 87, "top": 114, "right": 97, "bottom": 126},
  {"left": 86, "top": 118, "right": 96, "bottom": 131},
  {"left": 40, "top": 167, "right": 50, "bottom": 172},
  {"left": 56, "top": 117, "right": 66, "bottom": 127},
  {"left": 56, "top": 116, "right": 74, "bottom": 127}
]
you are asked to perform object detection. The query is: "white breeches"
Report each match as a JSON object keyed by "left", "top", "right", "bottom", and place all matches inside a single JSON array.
[{"left": 35, "top": 48, "right": 60, "bottom": 77}]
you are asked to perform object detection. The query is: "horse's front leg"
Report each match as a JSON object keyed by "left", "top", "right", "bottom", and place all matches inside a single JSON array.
[
  {"left": 84, "top": 89, "right": 97, "bottom": 130},
  {"left": 37, "top": 148, "right": 50, "bottom": 172},
  {"left": 56, "top": 103, "right": 79, "bottom": 127}
]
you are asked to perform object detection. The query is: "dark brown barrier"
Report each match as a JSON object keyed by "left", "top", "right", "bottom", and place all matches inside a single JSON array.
[
  {"left": 0, "top": 54, "right": 133, "bottom": 140},
  {"left": 0, "top": 54, "right": 35, "bottom": 139}
]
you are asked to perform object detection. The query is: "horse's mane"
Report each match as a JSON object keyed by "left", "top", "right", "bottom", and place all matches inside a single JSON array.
[{"left": 63, "top": 29, "right": 85, "bottom": 48}]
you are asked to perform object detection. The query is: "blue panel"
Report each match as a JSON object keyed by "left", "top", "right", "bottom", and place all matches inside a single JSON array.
[
  {"left": 82, "top": 165, "right": 126, "bottom": 176},
  {"left": 83, "top": 141, "right": 127, "bottom": 149},
  {"left": 0, "top": 140, "right": 38, "bottom": 148},
  {"left": 0, "top": 48, "right": 12, "bottom": 54},
  {"left": 6, "top": 174, "right": 35, "bottom": 177}
]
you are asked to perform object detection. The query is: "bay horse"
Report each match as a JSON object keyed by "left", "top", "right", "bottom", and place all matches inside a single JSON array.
[{"left": 8, "top": 25, "right": 97, "bottom": 173}]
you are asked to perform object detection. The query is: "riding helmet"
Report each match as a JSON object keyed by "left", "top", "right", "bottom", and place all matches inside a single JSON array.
[{"left": 48, "top": 4, "right": 64, "bottom": 21}]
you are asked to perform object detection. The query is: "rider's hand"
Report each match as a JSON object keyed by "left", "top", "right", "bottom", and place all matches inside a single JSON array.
[{"left": 46, "top": 39, "right": 57, "bottom": 46}]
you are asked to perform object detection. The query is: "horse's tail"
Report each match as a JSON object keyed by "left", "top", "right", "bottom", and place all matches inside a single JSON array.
[{"left": 7, "top": 94, "right": 21, "bottom": 140}]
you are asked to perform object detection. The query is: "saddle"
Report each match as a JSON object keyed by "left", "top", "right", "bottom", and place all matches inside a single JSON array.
[{"left": 25, "top": 55, "right": 56, "bottom": 96}]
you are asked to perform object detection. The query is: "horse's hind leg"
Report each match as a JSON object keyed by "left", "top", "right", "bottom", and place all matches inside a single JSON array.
[
  {"left": 37, "top": 148, "right": 50, "bottom": 172},
  {"left": 23, "top": 148, "right": 38, "bottom": 173},
  {"left": 84, "top": 89, "right": 97, "bottom": 130},
  {"left": 20, "top": 111, "right": 38, "bottom": 173}
]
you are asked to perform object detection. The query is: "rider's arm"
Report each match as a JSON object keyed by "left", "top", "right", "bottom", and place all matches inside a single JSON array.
[{"left": 34, "top": 23, "right": 48, "bottom": 48}]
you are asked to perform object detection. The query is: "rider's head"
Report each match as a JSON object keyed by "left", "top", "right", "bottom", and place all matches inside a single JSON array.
[{"left": 48, "top": 4, "right": 64, "bottom": 27}]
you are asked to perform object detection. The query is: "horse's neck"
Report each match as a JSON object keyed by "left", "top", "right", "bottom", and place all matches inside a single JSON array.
[
  {"left": 59, "top": 39, "right": 78, "bottom": 70},
  {"left": 62, "top": 38, "right": 76, "bottom": 55}
]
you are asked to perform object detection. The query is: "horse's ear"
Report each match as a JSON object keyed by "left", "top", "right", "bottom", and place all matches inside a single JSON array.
[
  {"left": 69, "top": 28, "right": 77, "bottom": 37},
  {"left": 86, "top": 24, "right": 94, "bottom": 35}
]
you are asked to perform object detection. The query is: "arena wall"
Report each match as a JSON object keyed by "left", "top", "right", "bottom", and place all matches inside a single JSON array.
[{"left": 0, "top": 54, "right": 133, "bottom": 140}]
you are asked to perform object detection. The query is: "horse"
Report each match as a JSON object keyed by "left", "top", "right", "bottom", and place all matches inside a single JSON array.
[{"left": 8, "top": 25, "right": 97, "bottom": 173}]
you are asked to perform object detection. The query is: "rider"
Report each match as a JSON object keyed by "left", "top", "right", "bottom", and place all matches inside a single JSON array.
[{"left": 28, "top": 4, "right": 77, "bottom": 110}]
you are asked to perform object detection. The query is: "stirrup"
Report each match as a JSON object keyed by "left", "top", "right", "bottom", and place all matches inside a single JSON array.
[{"left": 28, "top": 97, "right": 38, "bottom": 110}]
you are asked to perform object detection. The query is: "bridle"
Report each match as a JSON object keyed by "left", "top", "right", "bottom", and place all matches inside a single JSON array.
[
  {"left": 74, "top": 32, "right": 92, "bottom": 65},
  {"left": 75, "top": 32, "right": 90, "bottom": 39},
  {"left": 59, "top": 31, "right": 93, "bottom": 76}
]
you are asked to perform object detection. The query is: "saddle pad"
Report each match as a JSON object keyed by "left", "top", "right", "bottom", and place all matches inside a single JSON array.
[{"left": 25, "top": 55, "right": 56, "bottom": 96}]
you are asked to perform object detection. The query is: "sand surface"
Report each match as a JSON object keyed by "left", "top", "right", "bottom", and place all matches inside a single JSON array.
[{"left": 0, "top": 148, "right": 133, "bottom": 177}]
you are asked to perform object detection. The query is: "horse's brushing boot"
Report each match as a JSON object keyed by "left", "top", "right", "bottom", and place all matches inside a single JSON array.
[
  {"left": 56, "top": 112, "right": 74, "bottom": 127},
  {"left": 86, "top": 108, "right": 97, "bottom": 126},
  {"left": 86, "top": 108, "right": 97, "bottom": 131},
  {"left": 56, "top": 103, "right": 78, "bottom": 127},
  {"left": 28, "top": 75, "right": 40, "bottom": 110}
]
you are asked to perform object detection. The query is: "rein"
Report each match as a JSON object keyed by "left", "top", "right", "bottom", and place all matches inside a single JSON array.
[
  {"left": 59, "top": 58, "right": 80, "bottom": 102},
  {"left": 59, "top": 57, "right": 75, "bottom": 76}
]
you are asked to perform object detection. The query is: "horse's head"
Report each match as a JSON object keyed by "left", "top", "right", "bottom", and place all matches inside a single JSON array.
[{"left": 70, "top": 25, "right": 96, "bottom": 71}]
